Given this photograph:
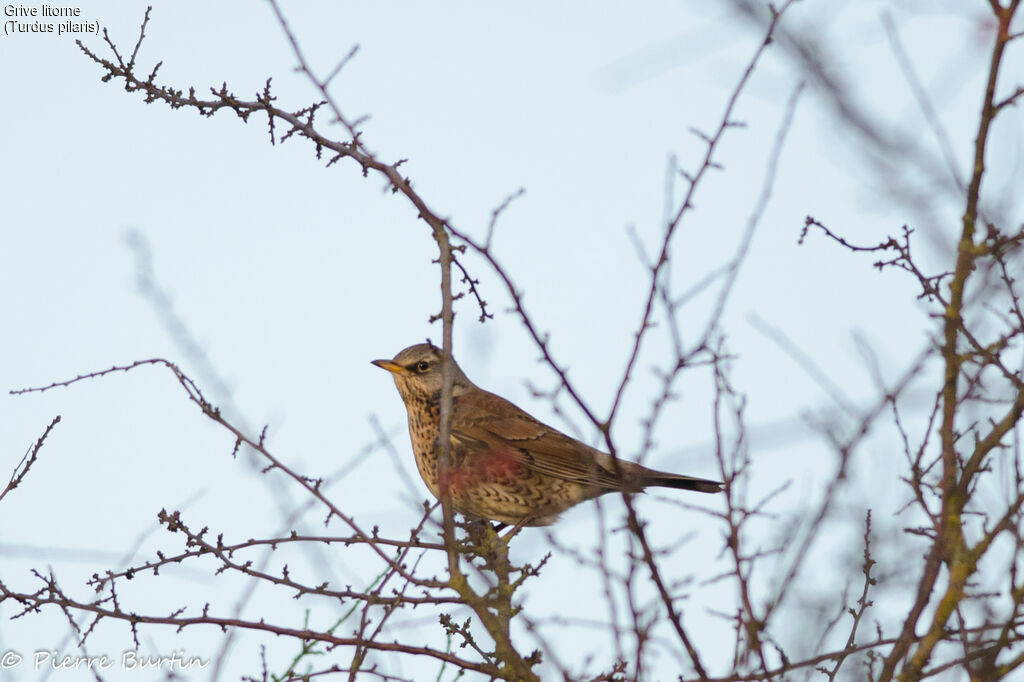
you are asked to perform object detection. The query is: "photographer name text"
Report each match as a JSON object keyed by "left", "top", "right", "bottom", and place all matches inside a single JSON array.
[{"left": 1, "top": 649, "right": 208, "bottom": 673}]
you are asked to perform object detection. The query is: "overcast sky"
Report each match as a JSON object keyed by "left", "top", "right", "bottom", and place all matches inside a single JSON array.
[{"left": 1, "top": 2, "right": 1017, "bottom": 680}]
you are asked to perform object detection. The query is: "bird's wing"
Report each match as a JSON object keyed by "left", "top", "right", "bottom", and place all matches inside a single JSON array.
[{"left": 451, "top": 390, "right": 625, "bottom": 489}]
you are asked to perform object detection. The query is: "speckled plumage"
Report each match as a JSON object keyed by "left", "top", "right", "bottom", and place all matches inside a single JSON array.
[{"left": 373, "top": 343, "right": 722, "bottom": 526}]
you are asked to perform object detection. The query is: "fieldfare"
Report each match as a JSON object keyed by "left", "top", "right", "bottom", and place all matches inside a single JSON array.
[{"left": 373, "top": 343, "right": 722, "bottom": 526}]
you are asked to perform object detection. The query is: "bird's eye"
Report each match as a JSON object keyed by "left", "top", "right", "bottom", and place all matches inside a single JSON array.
[{"left": 415, "top": 361, "right": 430, "bottom": 372}]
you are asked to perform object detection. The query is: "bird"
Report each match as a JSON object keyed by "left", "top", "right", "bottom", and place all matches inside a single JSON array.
[{"left": 372, "top": 342, "right": 722, "bottom": 527}]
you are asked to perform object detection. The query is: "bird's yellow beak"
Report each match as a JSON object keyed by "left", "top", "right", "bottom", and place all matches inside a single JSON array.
[{"left": 371, "top": 359, "right": 408, "bottom": 375}]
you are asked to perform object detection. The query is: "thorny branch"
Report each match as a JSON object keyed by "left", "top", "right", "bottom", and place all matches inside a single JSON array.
[
  {"left": 1, "top": 416, "right": 60, "bottom": 506},
  {"left": 4, "top": 2, "right": 1023, "bottom": 681}
]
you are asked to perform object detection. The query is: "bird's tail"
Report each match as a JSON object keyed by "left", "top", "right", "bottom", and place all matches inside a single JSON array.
[{"left": 643, "top": 471, "right": 723, "bottom": 494}]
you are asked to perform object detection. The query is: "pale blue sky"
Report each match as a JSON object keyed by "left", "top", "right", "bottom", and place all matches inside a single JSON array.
[{"left": 1, "top": 1, "right": 1015, "bottom": 679}]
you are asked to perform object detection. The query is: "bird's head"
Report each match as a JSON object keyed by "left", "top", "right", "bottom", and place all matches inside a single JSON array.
[{"left": 372, "top": 342, "right": 472, "bottom": 400}]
